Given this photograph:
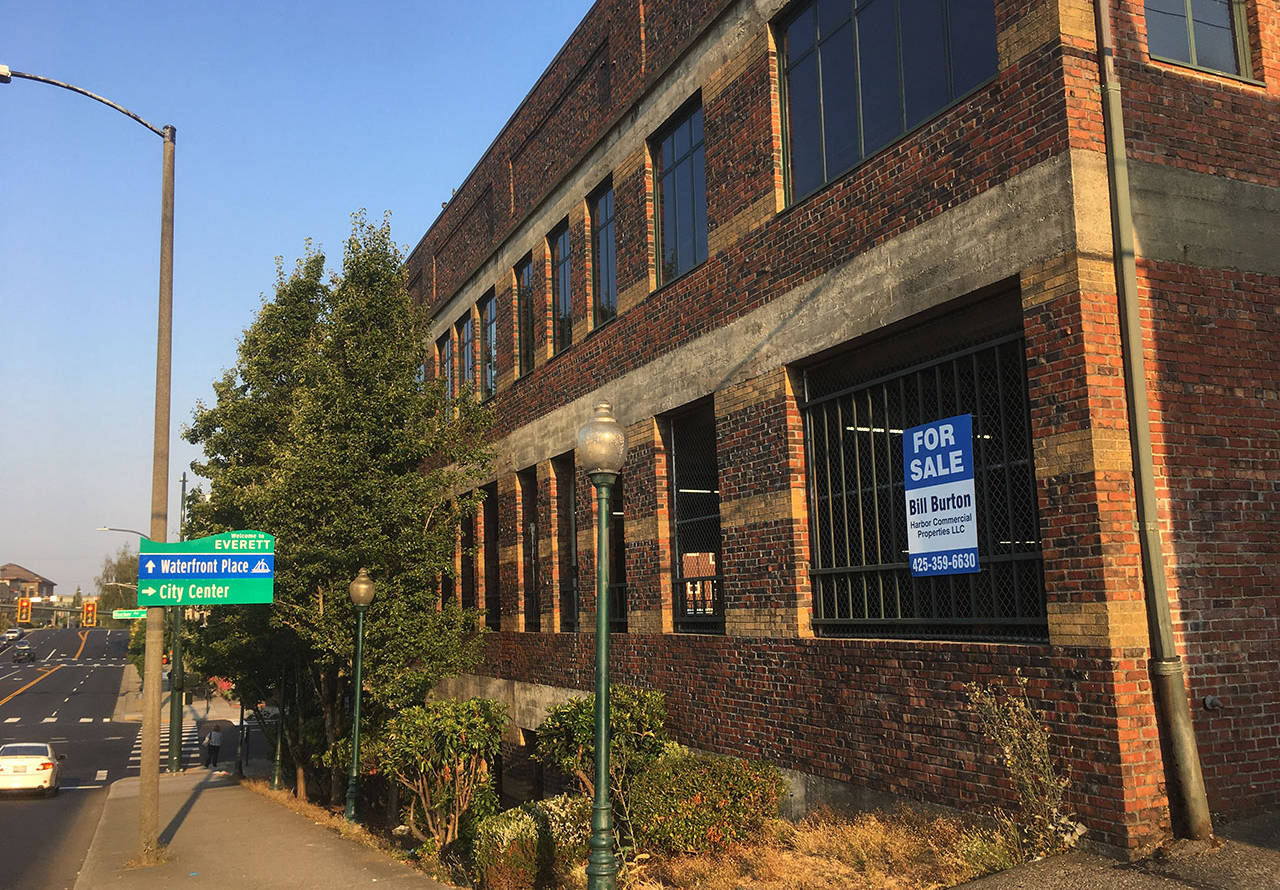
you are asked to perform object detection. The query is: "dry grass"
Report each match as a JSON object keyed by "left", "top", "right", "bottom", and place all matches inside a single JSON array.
[{"left": 626, "top": 808, "right": 1021, "bottom": 890}]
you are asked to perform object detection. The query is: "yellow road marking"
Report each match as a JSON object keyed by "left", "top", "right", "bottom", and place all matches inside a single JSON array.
[
  {"left": 0, "top": 665, "right": 64, "bottom": 708},
  {"left": 74, "top": 629, "right": 90, "bottom": 660}
]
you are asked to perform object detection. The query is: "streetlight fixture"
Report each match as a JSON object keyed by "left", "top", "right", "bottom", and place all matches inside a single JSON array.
[
  {"left": 8, "top": 65, "right": 177, "bottom": 860},
  {"left": 575, "top": 402, "right": 628, "bottom": 890},
  {"left": 345, "top": 568, "right": 375, "bottom": 822}
]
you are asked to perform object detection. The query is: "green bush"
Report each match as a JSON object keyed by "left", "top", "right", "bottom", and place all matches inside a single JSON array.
[
  {"left": 472, "top": 795, "right": 590, "bottom": 890},
  {"left": 367, "top": 697, "right": 506, "bottom": 848},
  {"left": 629, "top": 751, "right": 785, "bottom": 854},
  {"left": 535, "top": 685, "right": 668, "bottom": 845}
]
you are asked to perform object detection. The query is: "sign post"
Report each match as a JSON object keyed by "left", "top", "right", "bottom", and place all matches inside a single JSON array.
[
  {"left": 903, "top": 414, "right": 981, "bottom": 577},
  {"left": 137, "top": 531, "right": 275, "bottom": 606}
]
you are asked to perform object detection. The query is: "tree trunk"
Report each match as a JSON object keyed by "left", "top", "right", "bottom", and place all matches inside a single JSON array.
[{"left": 319, "top": 665, "right": 344, "bottom": 806}]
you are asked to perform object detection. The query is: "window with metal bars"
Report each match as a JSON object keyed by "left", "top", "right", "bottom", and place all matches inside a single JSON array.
[
  {"left": 801, "top": 329, "right": 1045, "bottom": 641},
  {"left": 554, "top": 454, "right": 578, "bottom": 632},
  {"left": 1144, "top": 0, "right": 1251, "bottom": 77},
  {"left": 609, "top": 478, "right": 627, "bottom": 633},
  {"left": 667, "top": 400, "right": 723, "bottom": 633},
  {"left": 461, "top": 511, "right": 477, "bottom": 611},
  {"left": 551, "top": 222, "right": 572, "bottom": 355},
  {"left": 520, "top": 468, "right": 541, "bottom": 632},
  {"left": 779, "top": 0, "right": 997, "bottom": 202},
  {"left": 482, "top": 483, "right": 501, "bottom": 631}
]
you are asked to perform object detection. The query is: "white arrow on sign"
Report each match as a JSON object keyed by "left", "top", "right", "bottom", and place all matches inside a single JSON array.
[
  {"left": 142, "top": 586, "right": 157, "bottom": 597},
  {"left": 145, "top": 559, "right": 156, "bottom": 573}
]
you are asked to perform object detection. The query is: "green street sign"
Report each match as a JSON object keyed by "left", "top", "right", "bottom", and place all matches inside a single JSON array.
[
  {"left": 111, "top": 609, "right": 147, "bottom": 620},
  {"left": 137, "top": 530, "right": 275, "bottom": 606}
]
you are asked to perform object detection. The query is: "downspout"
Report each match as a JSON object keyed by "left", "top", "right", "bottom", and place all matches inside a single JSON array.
[{"left": 1093, "top": 0, "right": 1212, "bottom": 840}]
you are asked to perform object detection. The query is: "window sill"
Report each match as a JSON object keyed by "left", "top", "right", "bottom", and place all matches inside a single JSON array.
[
  {"left": 652, "top": 259, "right": 707, "bottom": 298},
  {"left": 1147, "top": 53, "right": 1263, "bottom": 87}
]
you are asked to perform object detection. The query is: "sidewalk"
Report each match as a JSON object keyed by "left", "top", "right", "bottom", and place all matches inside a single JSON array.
[
  {"left": 961, "top": 810, "right": 1280, "bottom": 890},
  {"left": 74, "top": 768, "right": 450, "bottom": 889},
  {"left": 112, "top": 662, "right": 242, "bottom": 724}
]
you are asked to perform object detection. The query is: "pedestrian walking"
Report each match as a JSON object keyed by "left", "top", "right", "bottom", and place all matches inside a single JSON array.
[{"left": 204, "top": 726, "right": 223, "bottom": 767}]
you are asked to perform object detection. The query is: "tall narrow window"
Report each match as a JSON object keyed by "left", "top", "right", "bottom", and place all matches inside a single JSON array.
[
  {"left": 1144, "top": 0, "right": 1247, "bottom": 76},
  {"left": 516, "top": 255, "right": 535, "bottom": 376},
  {"left": 591, "top": 183, "right": 617, "bottom": 326},
  {"left": 609, "top": 478, "right": 627, "bottom": 633},
  {"left": 551, "top": 223, "right": 572, "bottom": 354},
  {"left": 780, "top": 0, "right": 997, "bottom": 201},
  {"left": 437, "top": 331, "right": 453, "bottom": 400},
  {"left": 668, "top": 400, "right": 723, "bottom": 633},
  {"left": 520, "top": 468, "right": 541, "bottom": 632},
  {"left": 482, "top": 483, "right": 501, "bottom": 631},
  {"left": 553, "top": 454, "right": 578, "bottom": 632},
  {"left": 479, "top": 290, "right": 497, "bottom": 399},
  {"left": 457, "top": 313, "right": 475, "bottom": 393},
  {"left": 461, "top": 511, "right": 477, "bottom": 611},
  {"left": 654, "top": 100, "right": 708, "bottom": 284}
]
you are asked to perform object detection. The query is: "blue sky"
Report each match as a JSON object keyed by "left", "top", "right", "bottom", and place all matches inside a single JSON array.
[{"left": 0, "top": 0, "right": 594, "bottom": 599}]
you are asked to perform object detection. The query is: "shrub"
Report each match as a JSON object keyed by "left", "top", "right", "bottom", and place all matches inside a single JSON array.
[
  {"left": 535, "top": 685, "right": 669, "bottom": 843},
  {"left": 630, "top": 751, "right": 785, "bottom": 854},
  {"left": 473, "top": 795, "right": 591, "bottom": 890},
  {"left": 965, "top": 674, "right": 1079, "bottom": 856},
  {"left": 367, "top": 697, "right": 506, "bottom": 848}
]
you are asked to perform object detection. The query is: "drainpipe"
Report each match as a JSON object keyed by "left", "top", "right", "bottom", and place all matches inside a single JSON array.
[{"left": 1093, "top": 0, "right": 1212, "bottom": 840}]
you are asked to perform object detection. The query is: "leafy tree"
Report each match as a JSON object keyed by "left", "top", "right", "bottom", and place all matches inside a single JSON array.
[
  {"left": 95, "top": 544, "right": 138, "bottom": 627},
  {"left": 184, "top": 211, "right": 493, "bottom": 804}
]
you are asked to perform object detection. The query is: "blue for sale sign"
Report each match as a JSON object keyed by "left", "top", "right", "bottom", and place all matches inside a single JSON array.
[{"left": 903, "top": 414, "right": 980, "bottom": 577}]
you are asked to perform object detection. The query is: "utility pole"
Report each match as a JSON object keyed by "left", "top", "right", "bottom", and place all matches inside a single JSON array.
[{"left": 167, "top": 472, "right": 187, "bottom": 771}]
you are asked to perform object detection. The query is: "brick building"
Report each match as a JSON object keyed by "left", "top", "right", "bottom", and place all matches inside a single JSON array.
[
  {"left": 408, "top": 0, "right": 1279, "bottom": 852},
  {"left": 0, "top": 563, "right": 56, "bottom": 603}
]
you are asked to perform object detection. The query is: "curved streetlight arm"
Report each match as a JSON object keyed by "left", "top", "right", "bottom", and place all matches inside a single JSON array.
[
  {"left": 98, "top": 526, "right": 149, "bottom": 538},
  {"left": 1, "top": 67, "right": 169, "bottom": 139}
]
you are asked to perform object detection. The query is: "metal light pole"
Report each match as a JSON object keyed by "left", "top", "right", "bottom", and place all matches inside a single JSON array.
[
  {"left": 576, "top": 403, "right": 628, "bottom": 890},
  {"left": 7, "top": 65, "right": 176, "bottom": 860},
  {"left": 345, "top": 569, "right": 375, "bottom": 822},
  {"left": 167, "top": 472, "right": 188, "bottom": 772}
]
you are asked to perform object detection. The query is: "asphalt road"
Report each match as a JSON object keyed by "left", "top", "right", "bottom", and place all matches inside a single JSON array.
[{"left": 0, "top": 627, "right": 137, "bottom": 890}]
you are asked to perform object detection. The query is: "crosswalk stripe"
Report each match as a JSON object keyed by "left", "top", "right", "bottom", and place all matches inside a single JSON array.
[
  {"left": 79, "top": 717, "right": 93, "bottom": 723},
  {"left": 3, "top": 717, "right": 18, "bottom": 723},
  {"left": 42, "top": 716, "right": 56, "bottom": 723}
]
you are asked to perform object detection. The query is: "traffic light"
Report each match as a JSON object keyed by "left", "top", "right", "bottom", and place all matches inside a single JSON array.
[
  {"left": 16, "top": 597, "right": 31, "bottom": 624},
  {"left": 83, "top": 602, "right": 97, "bottom": 627}
]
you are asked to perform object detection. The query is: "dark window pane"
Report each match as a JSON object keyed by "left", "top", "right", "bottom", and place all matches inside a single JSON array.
[
  {"left": 820, "top": 22, "right": 860, "bottom": 177},
  {"left": 673, "top": 115, "right": 690, "bottom": 159},
  {"left": 787, "top": 54, "right": 824, "bottom": 198},
  {"left": 1194, "top": 20, "right": 1238, "bottom": 73},
  {"left": 787, "top": 4, "right": 816, "bottom": 59},
  {"left": 690, "top": 105, "right": 703, "bottom": 150},
  {"left": 1146, "top": 0, "right": 1186, "bottom": 12},
  {"left": 675, "top": 159, "right": 694, "bottom": 277},
  {"left": 692, "top": 145, "right": 707, "bottom": 266},
  {"left": 857, "top": 0, "right": 901, "bottom": 156},
  {"left": 1146, "top": 7, "right": 1192, "bottom": 60},
  {"left": 947, "top": 0, "right": 998, "bottom": 95},
  {"left": 902, "top": 0, "right": 949, "bottom": 127},
  {"left": 661, "top": 170, "right": 678, "bottom": 281},
  {"left": 818, "top": 0, "right": 852, "bottom": 35}
]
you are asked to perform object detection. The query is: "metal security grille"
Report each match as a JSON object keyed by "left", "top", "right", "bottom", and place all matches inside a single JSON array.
[
  {"left": 802, "top": 334, "right": 1045, "bottom": 641},
  {"left": 555, "top": 455, "right": 578, "bottom": 633},
  {"left": 521, "top": 469, "right": 541, "bottom": 632},
  {"left": 461, "top": 512, "right": 476, "bottom": 610},
  {"left": 668, "top": 401, "right": 724, "bottom": 633},
  {"left": 609, "top": 479, "right": 627, "bottom": 633},
  {"left": 483, "top": 484, "right": 501, "bottom": 631}
]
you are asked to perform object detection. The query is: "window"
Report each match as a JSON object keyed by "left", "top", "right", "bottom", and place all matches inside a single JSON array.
[
  {"left": 780, "top": 0, "right": 997, "bottom": 201},
  {"left": 516, "top": 255, "right": 535, "bottom": 376},
  {"left": 591, "top": 183, "right": 617, "bottom": 326},
  {"left": 482, "top": 483, "right": 501, "bottom": 631},
  {"left": 1145, "top": 0, "right": 1249, "bottom": 76},
  {"left": 437, "top": 331, "right": 453, "bottom": 400},
  {"left": 457, "top": 313, "right": 475, "bottom": 393},
  {"left": 800, "top": 300, "right": 1045, "bottom": 642},
  {"left": 551, "top": 222, "right": 572, "bottom": 354},
  {"left": 667, "top": 400, "right": 723, "bottom": 633},
  {"left": 520, "top": 468, "right": 541, "bottom": 632},
  {"left": 480, "top": 290, "right": 497, "bottom": 399},
  {"left": 461, "top": 511, "right": 477, "bottom": 610},
  {"left": 609, "top": 478, "right": 627, "bottom": 633},
  {"left": 553, "top": 454, "right": 578, "bottom": 632},
  {"left": 654, "top": 101, "right": 708, "bottom": 284}
]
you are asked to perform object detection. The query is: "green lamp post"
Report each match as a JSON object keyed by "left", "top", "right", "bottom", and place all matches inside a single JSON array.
[
  {"left": 576, "top": 402, "right": 628, "bottom": 890},
  {"left": 345, "top": 568, "right": 375, "bottom": 822}
]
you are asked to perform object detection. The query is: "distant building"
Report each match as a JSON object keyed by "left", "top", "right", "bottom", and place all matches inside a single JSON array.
[
  {"left": 0, "top": 564, "right": 56, "bottom": 603},
  {"left": 411, "top": 0, "right": 1278, "bottom": 854}
]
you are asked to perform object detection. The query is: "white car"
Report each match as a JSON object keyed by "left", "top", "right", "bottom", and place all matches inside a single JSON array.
[
  {"left": 2, "top": 627, "right": 22, "bottom": 642},
  {"left": 0, "top": 743, "right": 64, "bottom": 795}
]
